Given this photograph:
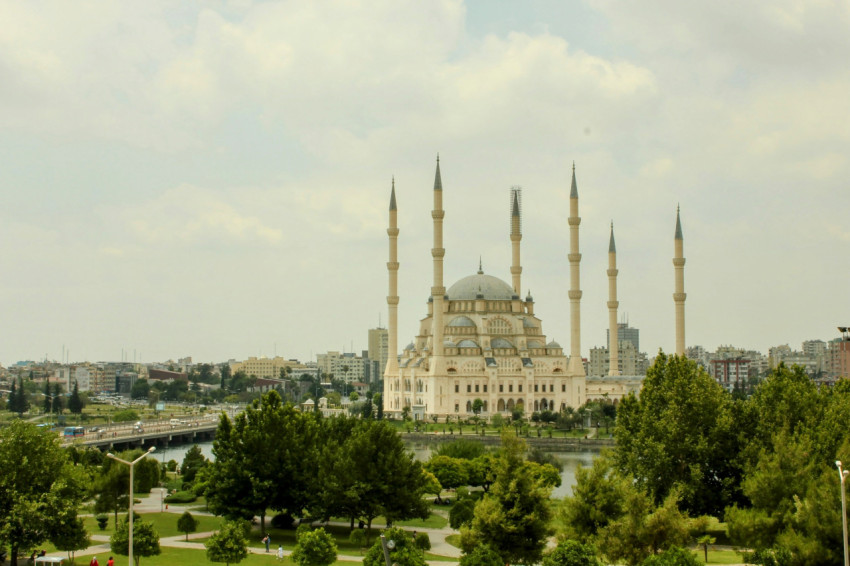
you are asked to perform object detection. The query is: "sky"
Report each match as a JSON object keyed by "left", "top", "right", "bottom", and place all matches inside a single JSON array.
[{"left": 1, "top": 0, "right": 848, "bottom": 366}]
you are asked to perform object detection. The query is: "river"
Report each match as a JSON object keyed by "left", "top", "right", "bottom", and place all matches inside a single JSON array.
[{"left": 164, "top": 440, "right": 599, "bottom": 498}]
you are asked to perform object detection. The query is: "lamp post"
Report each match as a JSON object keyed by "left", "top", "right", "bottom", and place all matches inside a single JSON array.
[
  {"left": 837, "top": 461, "right": 849, "bottom": 566},
  {"left": 107, "top": 446, "right": 156, "bottom": 566}
]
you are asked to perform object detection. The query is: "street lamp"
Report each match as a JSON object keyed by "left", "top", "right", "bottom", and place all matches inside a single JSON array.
[
  {"left": 837, "top": 461, "right": 849, "bottom": 566},
  {"left": 107, "top": 446, "right": 156, "bottom": 566}
]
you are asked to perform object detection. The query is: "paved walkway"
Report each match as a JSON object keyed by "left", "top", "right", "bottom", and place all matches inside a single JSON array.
[{"left": 54, "top": 489, "right": 462, "bottom": 564}]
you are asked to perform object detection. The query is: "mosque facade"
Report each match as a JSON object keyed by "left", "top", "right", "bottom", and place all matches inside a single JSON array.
[{"left": 382, "top": 157, "right": 685, "bottom": 419}]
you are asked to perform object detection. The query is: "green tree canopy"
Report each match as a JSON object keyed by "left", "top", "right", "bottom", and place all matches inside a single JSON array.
[
  {"left": 614, "top": 352, "right": 743, "bottom": 516},
  {"left": 0, "top": 421, "right": 86, "bottom": 566},
  {"left": 177, "top": 511, "right": 198, "bottom": 541},
  {"left": 464, "top": 433, "right": 553, "bottom": 565},
  {"left": 205, "top": 521, "right": 248, "bottom": 566},
  {"left": 291, "top": 527, "right": 337, "bottom": 566},
  {"left": 109, "top": 517, "right": 161, "bottom": 566},
  {"left": 362, "top": 528, "right": 425, "bottom": 566},
  {"left": 542, "top": 540, "right": 602, "bottom": 566}
]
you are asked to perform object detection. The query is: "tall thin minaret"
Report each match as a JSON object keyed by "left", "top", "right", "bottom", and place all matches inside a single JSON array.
[
  {"left": 568, "top": 163, "right": 584, "bottom": 375},
  {"left": 673, "top": 206, "right": 686, "bottom": 356},
  {"left": 431, "top": 156, "right": 446, "bottom": 359},
  {"left": 607, "top": 223, "right": 620, "bottom": 376},
  {"left": 385, "top": 178, "right": 400, "bottom": 378},
  {"left": 510, "top": 188, "right": 522, "bottom": 295}
]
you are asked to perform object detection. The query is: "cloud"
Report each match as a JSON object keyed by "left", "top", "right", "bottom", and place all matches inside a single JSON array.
[{"left": 106, "top": 184, "right": 283, "bottom": 246}]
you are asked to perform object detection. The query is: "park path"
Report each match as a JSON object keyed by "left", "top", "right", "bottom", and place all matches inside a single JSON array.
[{"left": 58, "top": 489, "right": 461, "bottom": 564}]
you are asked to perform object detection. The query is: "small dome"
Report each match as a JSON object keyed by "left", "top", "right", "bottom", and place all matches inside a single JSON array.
[
  {"left": 404, "top": 342, "right": 415, "bottom": 351},
  {"left": 491, "top": 338, "right": 515, "bottom": 349},
  {"left": 546, "top": 340, "right": 562, "bottom": 349},
  {"left": 528, "top": 340, "right": 544, "bottom": 348},
  {"left": 443, "top": 339, "right": 456, "bottom": 347},
  {"left": 448, "top": 273, "right": 514, "bottom": 301},
  {"left": 522, "top": 318, "right": 536, "bottom": 328},
  {"left": 457, "top": 339, "right": 480, "bottom": 348},
  {"left": 448, "top": 316, "right": 476, "bottom": 327}
]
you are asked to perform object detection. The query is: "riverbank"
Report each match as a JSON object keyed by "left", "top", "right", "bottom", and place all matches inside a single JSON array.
[{"left": 400, "top": 431, "right": 614, "bottom": 450}]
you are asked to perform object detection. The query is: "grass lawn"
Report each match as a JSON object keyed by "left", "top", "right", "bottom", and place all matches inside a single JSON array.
[
  {"left": 64, "top": 546, "right": 360, "bottom": 566},
  {"left": 699, "top": 549, "right": 747, "bottom": 565},
  {"left": 84, "top": 512, "right": 224, "bottom": 538},
  {"left": 424, "top": 552, "right": 459, "bottom": 562},
  {"left": 444, "top": 534, "right": 461, "bottom": 549}
]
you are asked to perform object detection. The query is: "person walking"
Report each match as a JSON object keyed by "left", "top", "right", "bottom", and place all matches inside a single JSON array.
[
  {"left": 107, "top": 557, "right": 114, "bottom": 566},
  {"left": 277, "top": 545, "right": 283, "bottom": 561},
  {"left": 263, "top": 534, "right": 270, "bottom": 553},
  {"left": 89, "top": 557, "right": 99, "bottom": 566}
]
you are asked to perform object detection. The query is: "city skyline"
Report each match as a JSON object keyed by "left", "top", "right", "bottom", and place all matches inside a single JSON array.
[{"left": 1, "top": 1, "right": 848, "bottom": 366}]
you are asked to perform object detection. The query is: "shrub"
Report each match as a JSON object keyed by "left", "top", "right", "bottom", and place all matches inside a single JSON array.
[
  {"left": 96, "top": 514, "right": 109, "bottom": 530},
  {"left": 349, "top": 529, "right": 366, "bottom": 550},
  {"left": 164, "top": 490, "right": 197, "bottom": 504},
  {"left": 414, "top": 532, "right": 431, "bottom": 551}
]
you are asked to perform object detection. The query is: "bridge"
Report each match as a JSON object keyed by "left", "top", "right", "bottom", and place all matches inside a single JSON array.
[{"left": 63, "top": 415, "right": 221, "bottom": 452}]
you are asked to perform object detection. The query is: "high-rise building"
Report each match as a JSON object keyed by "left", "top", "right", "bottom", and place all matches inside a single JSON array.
[
  {"left": 607, "top": 322, "right": 640, "bottom": 352},
  {"left": 368, "top": 328, "right": 388, "bottom": 375}
]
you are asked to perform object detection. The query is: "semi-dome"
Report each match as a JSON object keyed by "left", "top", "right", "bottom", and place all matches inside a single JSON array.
[
  {"left": 528, "top": 339, "right": 544, "bottom": 348},
  {"left": 443, "top": 339, "right": 456, "bottom": 347},
  {"left": 491, "top": 338, "right": 515, "bottom": 349},
  {"left": 546, "top": 340, "right": 562, "bottom": 349},
  {"left": 448, "top": 272, "right": 514, "bottom": 300},
  {"left": 457, "top": 339, "right": 480, "bottom": 348},
  {"left": 404, "top": 342, "right": 415, "bottom": 351},
  {"left": 448, "top": 316, "right": 476, "bottom": 327}
]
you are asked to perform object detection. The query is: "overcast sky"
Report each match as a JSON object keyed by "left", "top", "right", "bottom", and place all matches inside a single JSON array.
[{"left": 1, "top": 0, "right": 848, "bottom": 366}]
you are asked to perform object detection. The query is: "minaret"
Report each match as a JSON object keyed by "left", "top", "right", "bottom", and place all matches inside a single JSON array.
[
  {"left": 510, "top": 188, "right": 522, "bottom": 295},
  {"left": 385, "top": 178, "right": 400, "bottom": 378},
  {"left": 431, "top": 156, "right": 446, "bottom": 359},
  {"left": 607, "top": 223, "right": 619, "bottom": 376},
  {"left": 568, "top": 163, "right": 584, "bottom": 375},
  {"left": 673, "top": 206, "right": 686, "bottom": 356}
]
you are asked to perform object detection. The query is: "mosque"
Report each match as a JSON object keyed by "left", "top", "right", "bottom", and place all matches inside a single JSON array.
[{"left": 382, "top": 157, "right": 686, "bottom": 420}]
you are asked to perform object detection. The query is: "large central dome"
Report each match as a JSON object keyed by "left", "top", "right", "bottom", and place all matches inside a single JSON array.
[{"left": 447, "top": 272, "right": 515, "bottom": 300}]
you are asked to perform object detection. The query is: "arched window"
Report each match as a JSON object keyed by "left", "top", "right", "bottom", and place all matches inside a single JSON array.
[
  {"left": 488, "top": 317, "right": 511, "bottom": 335},
  {"left": 497, "top": 399, "right": 505, "bottom": 412}
]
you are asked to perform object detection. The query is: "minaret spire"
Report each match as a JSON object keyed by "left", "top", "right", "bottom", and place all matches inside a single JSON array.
[
  {"left": 510, "top": 187, "right": 522, "bottom": 295},
  {"left": 607, "top": 222, "right": 620, "bottom": 376},
  {"left": 431, "top": 155, "right": 446, "bottom": 359},
  {"left": 673, "top": 206, "right": 687, "bottom": 356},
  {"left": 386, "top": 177, "right": 400, "bottom": 390},
  {"left": 567, "top": 163, "right": 584, "bottom": 376}
]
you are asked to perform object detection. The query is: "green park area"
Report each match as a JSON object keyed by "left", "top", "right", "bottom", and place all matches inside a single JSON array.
[{"left": 2, "top": 358, "right": 850, "bottom": 566}]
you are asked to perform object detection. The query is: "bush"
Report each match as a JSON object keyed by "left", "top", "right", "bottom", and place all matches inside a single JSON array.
[
  {"left": 164, "top": 490, "right": 197, "bottom": 504},
  {"left": 641, "top": 546, "right": 701, "bottom": 566},
  {"left": 271, "top": 513, "right": 295, "bottom": 529},
  {"left": 449, "top": 498, "right": 476, "bottom": 529},
  {"left": 112, "top": 409, "right": 139, "bottom": 422},
  {"left": 96, "top": 514, "right": 109, "bottom": 530},
  {"left": 414, "top": 532, "right": 431, "bottom": 551}
]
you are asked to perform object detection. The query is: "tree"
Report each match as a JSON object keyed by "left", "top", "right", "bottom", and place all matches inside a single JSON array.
[
  {"left": 220, "top": 363, "right": 232, "bottom": 389},
  {"left": 542, "top": 540, "right": 602, "bottom": 566},
  {"left": 95, "top": 449, "right": 160, "bottom": 526},
  {"left": 614, "top": 352, "right": 743, "bottom": 516},
  {"left": 181, "top": 445, "right": 208, "bottom": 483},
  {"left": 291, "top": 527, "right": 337, "bottom": 566},
  {"left": 68, "top": 380, "right": 84, "bottom": 415},
  {"left": 597, "top": 491, "right": 691, "bottom": 566},
  {"left": 362, "top": 527, "right": 425, "bottom": 566},
  {"left": 0, "top": 421, "right": 86, "bottom": 566},
  {"left": 472, "top": 398, "right": 484, "bottom": 414},
  {"left": 459, "top": 544, "right": 503, "bottom": 566},
  {"left": 464, "top": 433, "right": 553, "bottom": 565},
  {"left": 349, "top": 391, "right": 360, "bottom": 402},
  {"left": 640, "top": 546, "right": 701, "bottom": 566},
  {"left": 177, "top": 511, "right": 198, "bottom": 541},
  {"left": 110, "top": 517, "right": 161, "bottom": 566},
  {"left": 205, "top": 521, "right": 249, "bottom": 566},
  {"left": 130, "top": 379, "right": 150, "bottom": 400},
  {"left": 558, "top": 455, "right": 630, "bottom": 542},
  {"left": 424, "top": 455, "right": 468, "bottom": 498},
  {"left": 51, "top": 516, "right": 91, "bottom": 562},
  {"left": 373, "top": 392, "right": 383, "bottom": 419}
]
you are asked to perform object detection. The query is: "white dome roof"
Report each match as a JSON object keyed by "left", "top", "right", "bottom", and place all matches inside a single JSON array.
[
  {"left": 448, "top": 273, "right": 514, "bottom": 300},
  {"left": 528, "top": 339, "right": 544, "bottom": 348},
  {"left": 457, "top": 339, "right": 480, "bottom": 348},
  {"left": 546, "top": 340, "right": 562, "bottom": 349}
]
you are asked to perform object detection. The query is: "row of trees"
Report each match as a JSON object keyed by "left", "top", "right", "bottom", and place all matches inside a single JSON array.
[
  {"left": 561, "top": 353, "right": 850, "bottom": 565},
  {"left": 4, "top": 377, "right": 85, "bottom": 417},
  {"left": 199, "top": 390, "right": 428, "bottom": 532}
]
